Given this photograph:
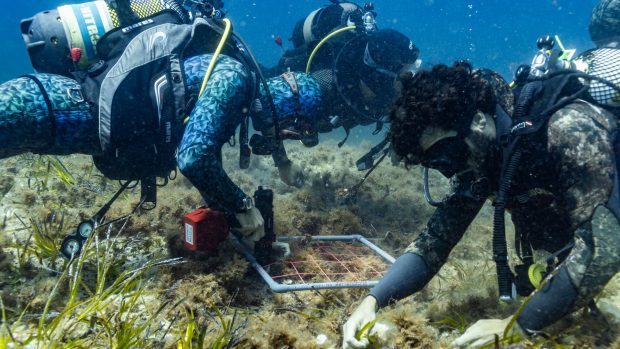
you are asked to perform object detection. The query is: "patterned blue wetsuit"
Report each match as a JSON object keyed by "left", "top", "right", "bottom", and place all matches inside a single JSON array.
[
  {"left": 0, "top": 74, "right": 98, "bottom": 157},
  {"left": 177, "top": 55, "right": 251, "bottom": 212},
  {"left": 0, "top": 54, "right": 250, "bottom": 213}
]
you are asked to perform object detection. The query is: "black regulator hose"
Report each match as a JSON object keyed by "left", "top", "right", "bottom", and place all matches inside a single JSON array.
[
  {"left": 164, "top": 0, "right": 191, "bottom": 23},
  {"left": 513, "top": 80, "right": 542, "bottom": 119},
  {"left": 493, "top": 147, "right": 521, "bottom": 301},
  {"left": 492, "top": 80, "right": 541, "bottom": 302},
  {"left": 231, "top": 32, "right": 282, "bottom": 143},
  {"left": 422, "top": 167, "right": 442, "bottom": 207}
]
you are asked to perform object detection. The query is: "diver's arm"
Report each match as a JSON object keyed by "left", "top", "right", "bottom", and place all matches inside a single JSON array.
[
  {"left": 272, "top": 142, "right": 305, "bottom": 188},
  {"left": 369, "top": 179, "right": 486, "bottom": 307},
  {"left": 253, "top": 70, "right": 321, "bottom": 187},
  {"left": 177, "top": 55, "right": 251, "bottom": 213},
  {"left": 269, "top": 135, "right": 291, "bottom": 166},
  {"left": 253, "top": 125, "right": 304, "bottom": 187},
  {"left": 517, "top": 102, "right": 620, "bottom": 332},
  {"left": 251, "top": 79, "right": 292, "bottom": 168},
  {"left": 367, "top": 253, "right": 430, "bottom": 307}
]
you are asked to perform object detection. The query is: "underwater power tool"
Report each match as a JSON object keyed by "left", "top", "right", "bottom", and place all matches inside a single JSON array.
[
  {"left": 182, "top": 186, "right": 275, "bottom": 262},
  {"left": 182, "top": 207, "right": 229, "bottom": 252},
  {"left": 252, "top": 186, "right": 276, "bottom": 264}
]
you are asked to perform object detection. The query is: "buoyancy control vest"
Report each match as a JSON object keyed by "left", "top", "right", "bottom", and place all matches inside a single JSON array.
[{"left": 77, "top": 10, "right": 192, "bottom": 182}]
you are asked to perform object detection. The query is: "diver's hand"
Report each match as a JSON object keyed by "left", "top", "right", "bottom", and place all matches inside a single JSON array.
[
  {"left": 234, "top": 207, "right": 265, "bottom": 242},
  {"left": 342, "top": 296, "right": 377, "bottom": 349},
  {"left": 278, "top": 161, "right": 305, "bottom": 188},
  {"left": 453, "top": 317, "right": 517, "bottom": 348}
]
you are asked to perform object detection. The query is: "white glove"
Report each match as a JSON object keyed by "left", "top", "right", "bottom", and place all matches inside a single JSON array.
[
  {"left": 278, "top": 161, "right": 305, "bottom": 188},
  {"left": 234, "top": 207, "right": 265, "bottom": 242},
  {"left": 342, "top": 296, "right": 377, "bottom": 349},
  {"left": 452, "top": 317, "right": 517, "bottom": 348}
]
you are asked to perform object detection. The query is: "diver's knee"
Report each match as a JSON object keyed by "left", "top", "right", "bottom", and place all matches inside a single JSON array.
[
  {"left": 517, "top": 266, "right": 578, "bottom": 332},
  {"left": 568, "top": 205, "right": 620, "bottom": 307},
  {"left": 590, "top": 205, "right": 620, "bottom": 267}
]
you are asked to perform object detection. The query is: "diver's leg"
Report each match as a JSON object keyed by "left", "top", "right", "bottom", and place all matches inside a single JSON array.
[
  {"left": 0, "top": 74, "right": 99, "bottom": 158},
  {"left": 565, "top": 206, "right": 620, "bottom": 306},
  {"left": 517, "top": 205, "right": 620, "bottom": 332},
  {"left": 177, "top": 55, "right": 251, "bottom": 213}
]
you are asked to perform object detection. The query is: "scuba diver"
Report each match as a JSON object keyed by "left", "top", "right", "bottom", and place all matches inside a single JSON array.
[
  {"left": 270, "top": 1, "right": 420, "bottom": 141},
  {"left": 342, "top": 1, "right": 620, "bottom": 347},
  {"left": 8, "top": 0, "right": 322, "bottom": 255}
]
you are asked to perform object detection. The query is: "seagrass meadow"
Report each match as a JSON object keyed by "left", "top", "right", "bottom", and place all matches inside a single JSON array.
[{"left": 0, "top": 139, "right": 619, "bottom": 348}]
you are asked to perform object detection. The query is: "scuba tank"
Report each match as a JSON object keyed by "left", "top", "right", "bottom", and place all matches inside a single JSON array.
[
  {"left": 291, "top": 2, "right": 363, "bottom": 48},
  {"left": 20, "top": 0, "right": 193, "bottom": 77}
]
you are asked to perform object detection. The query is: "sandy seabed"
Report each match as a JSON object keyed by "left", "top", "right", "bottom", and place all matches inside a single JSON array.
[{"left": 0, "top": 139, "right": 619, "bottom": 348}]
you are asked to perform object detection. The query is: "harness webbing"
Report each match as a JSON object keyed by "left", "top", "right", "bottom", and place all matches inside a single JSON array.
[{"left": 22, "top": 74, "right": 56, "bottom": 148}]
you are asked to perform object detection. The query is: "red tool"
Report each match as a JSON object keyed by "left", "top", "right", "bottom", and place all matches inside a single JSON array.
[{"left": 183, "top": 208, "right": 229, "bottom": 252}]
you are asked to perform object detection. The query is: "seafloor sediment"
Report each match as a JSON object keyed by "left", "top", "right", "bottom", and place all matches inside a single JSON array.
[{"left": 0, "top": 139, "right": 618, "bottom": 348}]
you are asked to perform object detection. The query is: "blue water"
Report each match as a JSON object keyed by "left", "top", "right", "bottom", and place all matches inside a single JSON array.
[
  {"left": 225, "top": 0, "right": 599, "bottom": 143},
  {"left": 2, "top": 0, "right": 598, "bottom": 83},
  {"left": 1, "top": 0, "right": 598, "bottom": 144}
]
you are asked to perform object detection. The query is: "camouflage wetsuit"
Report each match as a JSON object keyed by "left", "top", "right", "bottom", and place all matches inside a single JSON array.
[
  {"left": 0, "top": 54, "right": 276, "bottom": 213},
  {"left": 369, "top": 74, "right": 620, "bottom": 332}
]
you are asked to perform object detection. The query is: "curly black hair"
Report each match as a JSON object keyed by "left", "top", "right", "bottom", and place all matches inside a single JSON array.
[{"left": 389, "top": 62, "right": 496, "bottom": 166}]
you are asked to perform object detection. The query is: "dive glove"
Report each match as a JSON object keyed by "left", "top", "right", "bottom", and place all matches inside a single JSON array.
[
  {"left": 234, "top": 207, "right": 265, "bottom": 241},
  {"left": 342, "top": 296, "right": 377, "bottom": 349},
  {"left": 453, "top": 316, "right": 522, "bottom": 348},
  {"left": 278, "top": 161, "right": 305, "bottom": 188}
]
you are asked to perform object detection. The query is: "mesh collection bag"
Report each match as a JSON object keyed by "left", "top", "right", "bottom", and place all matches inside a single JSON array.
[{"left": 574, "top": 47, "right": 620, "bottom": 107}]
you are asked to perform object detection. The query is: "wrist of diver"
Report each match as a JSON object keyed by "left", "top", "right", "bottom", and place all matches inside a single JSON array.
[
  {"left": 234, "top": 195, "right": 254, "bottom": 213},
  {"left": 363, "top": 295, "right": 379, "bottom": 311}
]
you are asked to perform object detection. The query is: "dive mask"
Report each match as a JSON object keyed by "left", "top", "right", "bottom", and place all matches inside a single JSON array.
[
  {"left": 364, "top": 44, "right": 398, "bottom": 78},
  {"left": 363, "top": 44, "right": 421, "bottom": 78},
  {"left": 278, "top": 116, "right": 319, "bottom": 147},
  {"left": 419, "top": 136, "right": 471, "bottom": 178}
]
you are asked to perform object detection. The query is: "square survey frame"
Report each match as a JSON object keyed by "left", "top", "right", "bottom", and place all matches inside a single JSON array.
[{"left": 232, "top": 234, "right": 396, "bottom": 293}]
